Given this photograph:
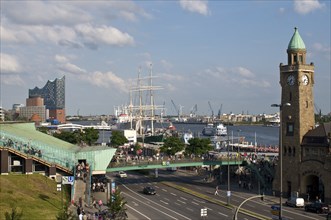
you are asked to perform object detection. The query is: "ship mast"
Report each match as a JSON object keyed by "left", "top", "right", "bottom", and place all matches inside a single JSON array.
[{"left": 150, "top": 64, "right": 155, "bottom": 136}]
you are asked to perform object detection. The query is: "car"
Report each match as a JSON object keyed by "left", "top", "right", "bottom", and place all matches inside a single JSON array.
[
  {"left": 143, "top": 186, "right": 156, "bottom": 195},
  {"left": 117, "top": 171, "right": 127, "bottom": 178},
  {"left": 285, "top": 197, "right": 305, "bottom": 208},
  {"left": 304, "top": 202, "right": 329, "bottom": 214}
]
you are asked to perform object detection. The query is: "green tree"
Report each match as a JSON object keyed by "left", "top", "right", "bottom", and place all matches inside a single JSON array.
[
  {"left": 185, "top": 138, "right": 212, "bottom": 156},
  {"left": 53, "top": 131, "right": 78, "bottom": 144},
  {"left": 4, "top": 206, "right": 23, "bottom": 220},
  {"left": 81, "top": 128, "right": 99, "bottom": 145},
  {"left": 110, "top": 130, "right": 128, "bottom": 147},
  {"left": 160, "top": 136, "right": 185, "bottom": 156},
  {"left": 55, "top": 203, "right": 75, "bottom": 220},
  {"left": 107, "top": 187, "right": 127, "bottom": 220},
  {"left": 37, "top": 126, "right": 49, "bottom": 134}
]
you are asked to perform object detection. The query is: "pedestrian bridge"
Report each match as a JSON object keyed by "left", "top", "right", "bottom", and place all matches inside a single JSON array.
[{"left": 107, "top": 157, "right": 244, "bottom": 172}]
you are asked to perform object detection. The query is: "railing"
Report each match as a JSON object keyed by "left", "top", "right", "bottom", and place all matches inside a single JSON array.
[{"left": 109, "top": 156, "right": 244, "bottom": 169}]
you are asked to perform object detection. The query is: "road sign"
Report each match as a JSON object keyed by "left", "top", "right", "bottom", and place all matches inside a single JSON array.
[
  {"left": 227, "top": 191, "right": 231, "bottom": 197},
  {"left": 57, "top": 184, "right": 61, "bottom": 191},
  {"left": 62, "top": 176, "right": 74, "bottom": 185},
  {"left": 201, "top": 208, "right": 207, "bottom": 217}
]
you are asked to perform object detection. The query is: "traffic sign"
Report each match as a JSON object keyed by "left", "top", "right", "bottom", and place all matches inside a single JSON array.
[
  {"left": 62, "top": 176, "right": 74, "bottom": 185},
  {"left": 201, "top": 208, "right": 207, "bottom": 217},
  {"left": 227, "top": 191, "right": 231, "bottom": 197},
  {"left": 57, "top": 184, "right": 61, "bottom": 191}
]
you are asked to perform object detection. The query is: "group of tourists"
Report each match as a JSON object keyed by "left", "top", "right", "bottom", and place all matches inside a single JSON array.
[
  {"left": 2, "top": 137, "right": 43, "bottom": 158},
  {"left": 76, "top": 161, "right": 90, "bottom": 182}
]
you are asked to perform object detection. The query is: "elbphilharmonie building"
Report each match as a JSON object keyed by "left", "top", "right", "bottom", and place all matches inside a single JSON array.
[{"left": 29, "top": 76, "right": 66, "bottom": 123}]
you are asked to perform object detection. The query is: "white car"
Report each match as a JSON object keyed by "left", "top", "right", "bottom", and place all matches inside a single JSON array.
[
  {"left": 285, "top": 197, "right": 305, "bottom": 208},
  {"left": 117, "top": 171, "right": 127, "bottom": 178}
]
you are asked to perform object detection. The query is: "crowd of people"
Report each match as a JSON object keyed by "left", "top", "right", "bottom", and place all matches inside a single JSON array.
[{"left": 75, "top": 161, "right": 90, "bottom": 182}]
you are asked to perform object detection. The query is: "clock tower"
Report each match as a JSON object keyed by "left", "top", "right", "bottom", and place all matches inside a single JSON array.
[{"left": 277, "top": 27, "right": 315, "bottom": 197}]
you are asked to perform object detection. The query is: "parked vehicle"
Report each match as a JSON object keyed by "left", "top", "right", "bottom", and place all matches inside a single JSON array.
[
  {"left": 117, "top": 171, "right": 127, "bottom": 178},
  {"left": 304, "top": 202, "right": 329, "bottom": 214},
  {"left": 285, "top": 197, "right": 305, "bottom": 208},
  {"left": 143, "top": 186, "right": 156, "bottom": 195}
]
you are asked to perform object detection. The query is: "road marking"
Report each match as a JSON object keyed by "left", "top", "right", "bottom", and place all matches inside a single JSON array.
[
  {"left": 132, "top": 201, "right": 139, "bottom": 206},
  {"left": 180, "top": 197, "right": 187, "bottom": 200},
  {"left": 174, "top": 202, "right": 180, "bottom": 206},
  {"left": 206, "top": 207, "right": 213, "bottom": 211},
  {"left": 154, "top": 186, "right": 160, "bottom": 188},
  {"left": 193, "top": 198, "right": 205, "bottom": 203},
  {"left": 170, "top": 193, "right": 177, "bottom": 196},
  {"left": 160, "top": 200, "right": 168, "bottom": 205},
  {"left": 218, "top": 212, "right": 228, "bottom": 217},
  {"left": 122, "top": 185, "right": 191, "bottom": 220},
  {"left": 191, "top": 201, "right": 199, "bottom": 206},
  {"left": 186, "top": 207, "right": 194, "bottom": 212},
  {"left": 163, "top": 198, "right": 170, "bottom": 201},
  {"left": 126, "top": 204, "right": 152, "bottom": 220},
  {"left": 177, "top": 199, "right": 186, "bottom": 204},
  {"left": 246, "top": 203, "right": 255, "bottom": 208},
  {"left": 232, "top": 198, "right": 239, "bottom": 202},
  {"left": 162, "top": 189, "right": 168, "bottom": 192}
]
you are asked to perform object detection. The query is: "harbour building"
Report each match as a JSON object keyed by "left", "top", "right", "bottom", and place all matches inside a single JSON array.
[
  {"left": 273, "top": 27, "right": 331, "bottom": 203},
  {"left": 29, "top": 76, "right": 66, "bottom": 123}
]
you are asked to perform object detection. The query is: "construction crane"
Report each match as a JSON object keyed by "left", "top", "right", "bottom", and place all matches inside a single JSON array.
[
  {"left": 208, "top": 101, "right": 214, "bottom": 120},
  {"left": 190, "top": 104, "right": 198, "bottom": 117}
]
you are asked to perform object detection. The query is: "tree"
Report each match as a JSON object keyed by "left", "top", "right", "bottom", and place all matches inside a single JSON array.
[
  {"left": 185, "top": 138, "right": 212, "bottom": 156},
  {"left": 160, "top": 136, "right": 185, "bottom": 156},
  {"left": 110, "top": 130, "right": 128, "bottom": 147},
  {"left": 53, "top": 131, "right": 78, "bottom": 144},
  {"left": 81, "top": 128, "right": 99, "bottom": 145},
  {"left": 55, "top": 203, "right": 75, "bottom": 220},
  {"left": 107, "top": 187, "right": 127, "bottom": 220},
  {"left": 4, "top": 206, "right": 23, "bottom": 220}
]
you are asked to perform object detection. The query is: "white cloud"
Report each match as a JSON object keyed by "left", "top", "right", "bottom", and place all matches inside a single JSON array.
[
  {"left": 0, "top": 25, "right": 35, "bottom": 43},
  {"left": 55, "top": 55, "right": 70, "bottom": 63},
  {"left": 179, "top": 0, "right": 209, "bottom": 16},
  {"left": 312, "top": 43, "right": 331, "bottom": 53},
  {"left": 87, "top": 71, "right": 128, "bottom": 93},
  {"left": 279, "top": 7, "right": 285, "bottom": 14},
  {"left": 294, "top": 0, "right": 324, "bottom": 14},
  {"left": 1, "top": 75, "right": 25, "bottom": 86},
  {"left": 234, "top": 67, "right": 255, "bottom": 78},
  {"left": 58, "top": 63, "right": 87, "bottom": 75},
  {"left": 3, "top": 1, "right": 91, "bottom": 26},
  {"left": 75, "top": 24, "right": 134, "bottom": 46},
  {"left": 0, "top": 53, "right": 22, "bottom": 74}
]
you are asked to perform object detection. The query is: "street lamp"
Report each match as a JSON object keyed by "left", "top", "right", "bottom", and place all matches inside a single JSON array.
[
  {"left": 227, "top": 133, "right": 231, "bottom": 206},
  {"left": 271, "top": 103, "right": 291, "bottom": 220}
]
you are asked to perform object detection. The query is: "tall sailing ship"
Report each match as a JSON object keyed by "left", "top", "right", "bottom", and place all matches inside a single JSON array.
[{"left": 118, "top": 64, "right": 166, "bottom": 143}]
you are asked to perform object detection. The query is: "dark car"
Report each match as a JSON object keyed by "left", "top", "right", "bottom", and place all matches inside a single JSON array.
[
  {"left": 143, "top": 186, "right": 156, "bottom": 195},
  {"left": 304, "top": 202, "right": 329, "bottom": 214}
]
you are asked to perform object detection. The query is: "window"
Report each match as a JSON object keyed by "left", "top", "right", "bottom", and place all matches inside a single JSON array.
[
  {"left": 288, "top": 147, "right": 292, "bottom": 155},
  {"left": 306, "top": 101, "right": 308, "bottom": 108},
  {"left": 284, "top": 146, "right": 287, "bottom": 155},
  {"left": 299, "top": 55, "right": 303, "bottom": 64},
  {"left": 293, "top": 54, "right": 297, "bottom": 64},
  {"left": 293, "top": 147, "right": 295, "bottom": 157},
  {"left": 286, "top": 123, "right": 294, "bottom": 136}
]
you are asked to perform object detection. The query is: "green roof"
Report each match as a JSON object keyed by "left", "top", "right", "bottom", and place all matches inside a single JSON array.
[{"left": 288, "top": 27, "right": 306, "bottom": 50}]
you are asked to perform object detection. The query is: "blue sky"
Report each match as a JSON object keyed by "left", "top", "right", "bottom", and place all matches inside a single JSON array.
[{"left": 1, "top": 0, "right": 330, "bottom": 116}]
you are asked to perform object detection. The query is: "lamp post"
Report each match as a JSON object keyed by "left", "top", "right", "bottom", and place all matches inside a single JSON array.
[
  {"left": 227, "top": 133, "right": 231, "bottom": 206},
  {"left": 271, "top": 103, "right": 291, "bottom": 220}
]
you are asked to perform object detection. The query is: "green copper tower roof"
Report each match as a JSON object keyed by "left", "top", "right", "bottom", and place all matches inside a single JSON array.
[{"left": 288, "top": 27, "right": 306, "bottom": 50}]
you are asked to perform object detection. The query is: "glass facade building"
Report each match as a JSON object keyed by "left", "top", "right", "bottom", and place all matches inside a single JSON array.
[{"left": 29, "top": 76, "right": 65, "bottom": 110}]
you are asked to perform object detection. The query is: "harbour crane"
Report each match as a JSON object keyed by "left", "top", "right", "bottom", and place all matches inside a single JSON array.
[
  {"left": 208, "top": 101, "right": 214, "bottom": 120},
  {"left": 217, "top": 104, "right": 223, "bottom": 118},
  {"left": 190, "top": 104, "right": 198, "bottom": 117},
  {"left": 171, "top": 99, "right": 181, "bottom": 121}
]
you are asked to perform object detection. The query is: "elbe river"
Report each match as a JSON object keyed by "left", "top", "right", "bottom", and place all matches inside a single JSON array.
[{"left": 74, "top": 121, "right": 279, "bottom": 147}]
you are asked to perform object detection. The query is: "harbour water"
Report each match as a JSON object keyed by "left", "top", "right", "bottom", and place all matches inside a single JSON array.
[{"left": 71, "top": 120, "right": 279, "bottom": 146}]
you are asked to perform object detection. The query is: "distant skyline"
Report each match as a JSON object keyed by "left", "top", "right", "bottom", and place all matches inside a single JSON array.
[{"left": 1, "top": 0, "right": 330, "bottom": 116}]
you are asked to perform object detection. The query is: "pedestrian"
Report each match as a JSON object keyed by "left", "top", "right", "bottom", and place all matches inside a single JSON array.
[{"left": 214, "top": 185, "right": 219, "bottom": 196}]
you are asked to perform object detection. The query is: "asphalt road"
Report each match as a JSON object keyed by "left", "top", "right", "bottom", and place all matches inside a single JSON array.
[{"left": 108, "top": 169, "right": 327, "bottom": 220}]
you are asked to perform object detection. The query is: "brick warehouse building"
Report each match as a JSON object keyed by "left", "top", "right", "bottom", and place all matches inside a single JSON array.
[{"left": 272, "top": 28, "right": 331, "bottom": 204}]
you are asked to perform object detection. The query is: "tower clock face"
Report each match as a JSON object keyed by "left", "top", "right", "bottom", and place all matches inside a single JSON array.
[
  {"left": 287, "top": 75, "right": 295, "bottom": 86},
  {"left": 302, "top": 74, "right": 309, "bottom": 85}
]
